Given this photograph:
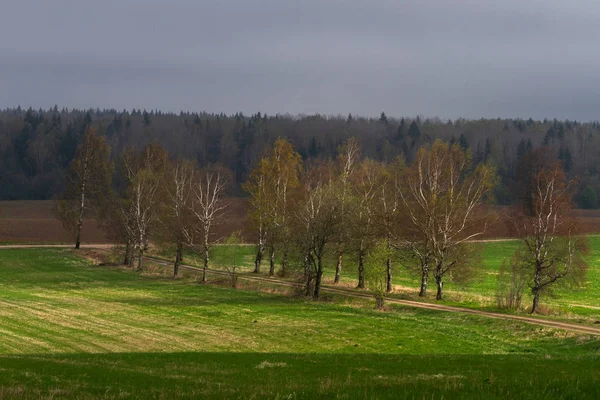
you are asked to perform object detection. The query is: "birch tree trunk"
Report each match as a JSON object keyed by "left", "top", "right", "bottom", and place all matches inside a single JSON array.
[
  {"left": 123, "top": 241, "right": 131, "bottom": 266},
  {"left": 174, "top": 241, "right": 182, "bottom": 277},
  {"left": 435, "top": 271, "right": 443, "bottom": 300},
  {"left": 313, "top": 257, "right": 324, "bottom": 299},
  {"left": 75, "top": 186, "right": 85, "bottom": 249},
  {"left": 419, "top": 266, "right": 429, "bottom": 297},
  {"left": 281, "top": 250, "right": 288, "bottom": 277},
  {"left": 357, "top": 243, "right": 365, "bottom": 289},
  {"left": 531, "top": 268, "right": 542, "bottom": 314},
  {"left": 74, "top": 156, "right": 89, "bottom": 250},
  {"left": 386, "top": 257, "right": 393, "bottom": 293},
  {"left": 137, "top": 247, "right": 144, "bottom": 272},
  {"left": 268, "top": 244, "right": 276, "bottom": 276},
  {"left": 254, "top": 232, "right": 264, "bottom": 273},
  {"left": 202, "top": 247, "right": 209, "bottom": 283},
  {"left": 334, "top": 245, "right": 343, "bottom": 284}
]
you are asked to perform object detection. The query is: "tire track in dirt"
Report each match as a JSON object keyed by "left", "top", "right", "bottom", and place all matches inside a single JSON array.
[
  {"left": 0, "top": 244, "right": 116, "bottom": 249},
  {"left": 3, "top": 245, "right": 599, "bottom": 336},
  {"left": 143, "top": 255, "right": 600, "bottom": 336}
]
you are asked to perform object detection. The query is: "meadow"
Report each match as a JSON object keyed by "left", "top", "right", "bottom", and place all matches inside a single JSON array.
[
  {"left": 158, "top": 236, "right": 600, "bottom": 321},
  {"left": 0, "top": 248, "right": 598, "bottom": 399}
]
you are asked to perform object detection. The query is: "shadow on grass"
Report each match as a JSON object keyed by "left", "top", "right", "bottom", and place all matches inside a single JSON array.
[{"left": 0, "top": 352, "right": 598, "bottom": 399}]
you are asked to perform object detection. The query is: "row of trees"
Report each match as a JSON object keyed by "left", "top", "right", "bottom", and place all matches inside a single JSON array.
[
  {"left": 244, "top": 137, "right": 497, "bottom": 301},
  {"left": 56, "top": 128, "right": 229, "bottom": 282},
  {"left": 57, "top": 130, "right": 588, "bottom": 313},
  {"left": 243, "top": 137, "right": 588, "bottom": 311},
  {"left": 4, "top": 107, "right": 600, "bottom": 210}
]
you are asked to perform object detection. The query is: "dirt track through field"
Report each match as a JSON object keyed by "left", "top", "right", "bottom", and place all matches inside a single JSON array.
[
  {"left": 2, "top": 244, "right": 599, "bottom": 336},
  {"left": 0, "top": 244, "right": 116, "bottom": 249},
  {"left": 142, "top": 255, "right": 600, "bottom": 336}
]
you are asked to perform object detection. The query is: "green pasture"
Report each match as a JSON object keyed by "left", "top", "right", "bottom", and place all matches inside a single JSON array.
[{"left": 0, "top": 248, "right": 598, "bottom": 398}]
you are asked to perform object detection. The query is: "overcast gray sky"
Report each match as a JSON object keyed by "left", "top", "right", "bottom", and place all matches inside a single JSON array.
[{"left": 1, "top": 0, "right": 599, "bottom": 120}]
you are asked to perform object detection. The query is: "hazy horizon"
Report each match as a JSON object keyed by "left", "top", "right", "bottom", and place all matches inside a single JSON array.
[{"left": 2, "top": 1, "right": 600, "bottom": 121}]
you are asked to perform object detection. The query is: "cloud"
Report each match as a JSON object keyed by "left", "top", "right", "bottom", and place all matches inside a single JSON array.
[{"left": 1, "top": 0, "right": 600, "bottom": 120}]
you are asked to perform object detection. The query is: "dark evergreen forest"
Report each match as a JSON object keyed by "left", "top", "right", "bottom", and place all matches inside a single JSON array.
[{"left": 1, "top": 106, "right": 599, "bottom": 208}]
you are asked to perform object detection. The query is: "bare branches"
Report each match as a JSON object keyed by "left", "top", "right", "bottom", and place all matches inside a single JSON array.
[
  {"left": 509, "top": 159, "right": 588, "bottom": 313},
  {"left": 118, "top": 143, "right": 168, "bottom": 271},
  {"left": 397, "top": 140, "right": 497, "bottom": 299},
  {"left": 184, "top": 167, "right": 230, "bottom": 283},
  {"left": 294, "top": 161, "right": 342, "bottom": 298},
  {"left": 54, "top": 127, "right": 113, "bottom": 249},
  {"left": 243, "top": 138, "right": 302, "bottom": 275}
]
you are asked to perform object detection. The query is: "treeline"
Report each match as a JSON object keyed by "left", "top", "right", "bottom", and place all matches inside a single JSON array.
[
  {"left": 2, "top": 106, "right": 600, "bottom": 208},
  {"left": 58, "top": 131, "right": 587, "bottom": 313}
]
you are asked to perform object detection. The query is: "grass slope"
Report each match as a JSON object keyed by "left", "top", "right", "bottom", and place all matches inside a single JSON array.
[
  {"left": 0, "top": 249, "right": 598, "bottom": 399},
  {"left": 172, "top": 237, "right": 600, "bottom": 319}
]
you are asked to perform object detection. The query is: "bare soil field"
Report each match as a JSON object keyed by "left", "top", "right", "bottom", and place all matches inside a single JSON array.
[
  {"left": 0, "top": 199, "right": 250, "bottom": 243},
  {"left": 1, "top": 200, "right": 599, "bottom": 243},
  {"left": 479, "top": 207, "right": 600, "bottom": 238},
  {"left": 0, "top": 200, "right": 105, "bottom": 243}
]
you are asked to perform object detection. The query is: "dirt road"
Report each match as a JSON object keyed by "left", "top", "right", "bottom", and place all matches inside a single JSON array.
[
  {"left": 0, "top": 244, "right": 116, "bottom": 249},
  {"left": 144, "top": 255, "right": 600, "bottom": 336}
]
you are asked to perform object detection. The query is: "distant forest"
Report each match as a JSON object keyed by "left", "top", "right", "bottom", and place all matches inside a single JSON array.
[{"left": 1, "top": 106, "right": 599, "bottom": 208}]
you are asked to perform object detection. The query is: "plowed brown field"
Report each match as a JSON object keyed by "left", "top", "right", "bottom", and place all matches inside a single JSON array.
[
  {"left": 0, "top": 199, "right": 250, "bottom": 243},
  {"left": 1, "top": 200, "right": 599, "bottom": 243}
]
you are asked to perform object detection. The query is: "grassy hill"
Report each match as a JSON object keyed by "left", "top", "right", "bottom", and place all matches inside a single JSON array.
[
  {"left": 161, "top": 236, "right": 600, "bottom": 320},
  {"left": 0, "top": 248, "right": 598, "bottom": 398}
]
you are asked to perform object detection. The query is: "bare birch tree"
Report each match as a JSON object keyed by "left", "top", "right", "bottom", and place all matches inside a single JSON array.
[
  {"left": 295, "top": 162, "right": 342, "bottom": 298},
  {"left": 161, "top": 160, "right": 195, "bottom": 277},
  {"left": 399, "top": 140, "right": 497, "bottom": 299},
  {"left": 378, "top": 156, "right": 405, "bottom": 292},
  {"left": 184, "top": 167, "right": 229, "bottom": 283},
  {"left": 119, "top": 143, "right": 168, "bottom": 271},
  {"left": 509, "top": 159, "right": 588, "bottom": 313},
  {"left": 265, "top": 138, "right": 302, "bottom": 276},
  {"left": 244, "top": 138, "right": 302, "bottom": 276},
  {"left": 55, "top": 127, "right": 113, "bottom": 249},
  {"left": 244, "top": 159, "right": 270, "bottom": 274},
  {"left": 348, "top": 159, "right": 387, "bottom": 289},
  {"left": 333, "top": 137, "right": 360, "bottom": 283}
]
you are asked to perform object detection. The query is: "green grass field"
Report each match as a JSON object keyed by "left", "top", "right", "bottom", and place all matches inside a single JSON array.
[
  {"left": 0, "top": 248, "right": 599, "bottom": 399},
  {"left": 157, "top": 236, "right": 600, "bottom": 320}
]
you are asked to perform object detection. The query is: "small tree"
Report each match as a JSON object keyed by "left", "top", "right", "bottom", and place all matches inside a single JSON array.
[
  {"left": 161, "top": 160, "right": 195, "bottom": 277},
  {"left": 55, "top": 127, "right": 113, "bottom": 249},
  {"left": 184, "top": 167, "right": 229, "bottom": 283},
  {"left": 348, "top": 159, "right": 387, "bottom": 289},
  {"left": 294, "top": 162, "right": 342, "bottom": 299},
  {"left": 244, "top": 159, "right": 270, "bottom": 274},
  {"left": 244, "top": 138, "right": 302, "bottom": 276},
  {"left": 333, "top": 137, "right": 361, "bottom": 283},
  {"left": 365, "top": 241, "right": 393, "bottom": 309},
  {"left": 496, "top": 255, "right": 527, "bottom": 310},
  {"left": 223, "top": 231, "right": 243, "bottom": 288},
  {"left": 378, "top": 156, "right": 405, "bottom": 292},
  {"left": 119, "top": 143, "right": 168, "bottom": 271},
  {"left": 509, "top": 160, "right": 588, "bottom": 313}
]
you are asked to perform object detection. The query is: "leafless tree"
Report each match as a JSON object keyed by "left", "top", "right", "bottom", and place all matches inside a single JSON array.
[
  {"left": 244, "top": 159, "right": 270, "bottom": 274},
  {"left": 184, "top": 167, "right": 229, "bottom": 283},
  {"left": 119, "top": 143, "right": 168, "bottom": 271},
  {"left": 509, "top": 160, "right": 588, "bottom": 313},
  {"left": 348, "top": 159, "right": 387, "bottom": 289},
  {"left": 244, "top": 138, "right": 302, "bottom": 276},
  {"left": 333, "top": 137, "right": 360, "bottom": 283},
  {"left": 295, "top": 163, "right": 342, "bottom": 298},
  {"left": 399, "top": 140, "right": 497, "bottom": 299},
  {"left": 161, "top": 160, "right": 195, "bottom": 277},
  {"left": 55, "top": 127, "right": 113, "bottom": 249},
  {"left": 378, "top": 156, "right": 405, "bottom": 292}
]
